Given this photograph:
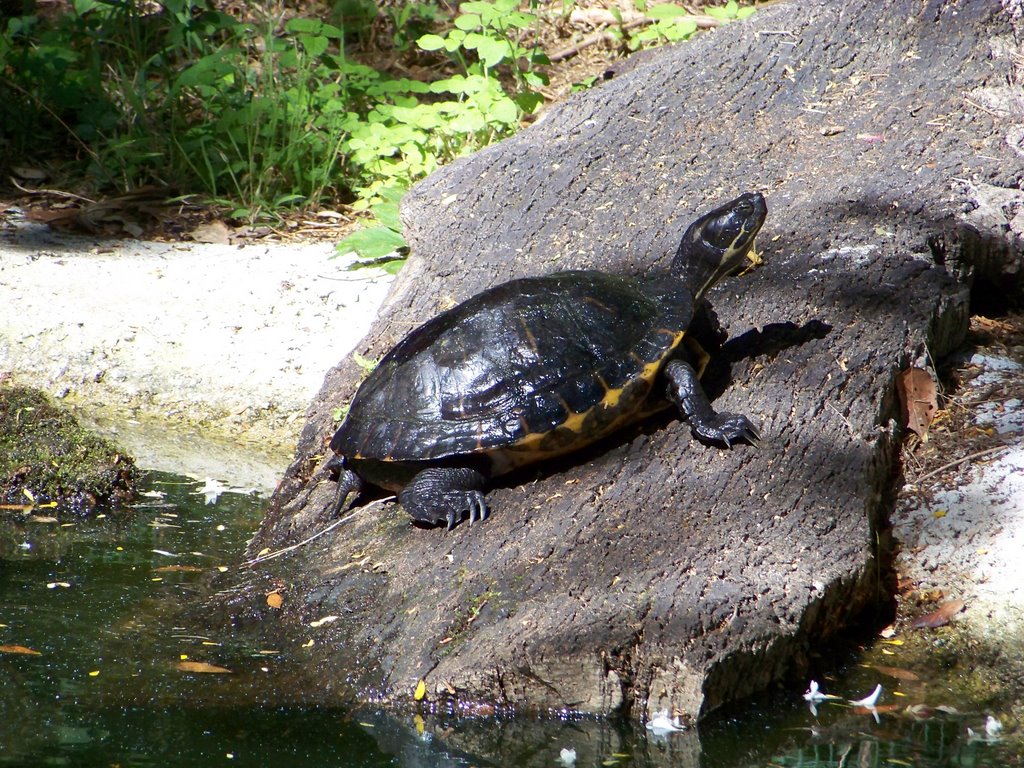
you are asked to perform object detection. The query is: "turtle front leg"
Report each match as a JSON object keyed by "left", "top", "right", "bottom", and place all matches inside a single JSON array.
[
  {"left": 326, "top": 454, "right": 364, "bottom": 516},
  {"left": 664, "top": 359, "right": 760, "bottom": 448},
  {"left": 400, "top": 467, "right": 488, "bottom": 530}
]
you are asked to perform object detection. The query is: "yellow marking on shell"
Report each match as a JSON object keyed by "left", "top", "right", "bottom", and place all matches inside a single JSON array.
[
  {"left": 497, "top": 329, "right": 688, "bottom": 468},
  {"left": 519, "top": 316, "right": 540, "bottom": 355}
]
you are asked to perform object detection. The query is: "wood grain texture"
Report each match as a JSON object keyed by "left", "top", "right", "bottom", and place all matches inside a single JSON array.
[{"left": 224, "top": 0, "right": 1024, "bottom": 721}]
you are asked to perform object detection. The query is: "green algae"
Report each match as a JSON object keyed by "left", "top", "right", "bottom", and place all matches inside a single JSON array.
[{"left": 0, "top": 386, "right": 137, "bottom": 511}]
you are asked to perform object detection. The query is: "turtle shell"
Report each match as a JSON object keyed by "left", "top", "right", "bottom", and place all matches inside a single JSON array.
[{"left": 331, "top": 270, "right": 694, "bottom": 474}]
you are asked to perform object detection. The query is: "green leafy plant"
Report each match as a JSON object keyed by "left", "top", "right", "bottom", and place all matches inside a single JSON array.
[
  {"left": 335, "top": 183, "right": 408, "bottom": 274},
  {"left": 627, "top": 3, "right": 698, "bottom": 48},
  {"left": 167, "top": 15, "right": 355, "bottom": 217},
  {"left": 0, "top": 0, "right": 750, "bottom": 233},
  {"left": 339, "top": 0, "right": 548, "bottom": 207},
  {"left": 621, "top": 0, "right": 756, "bottom": 50},
  {"left": 705, "top": 1, "right": 757, "bottom": 21}
]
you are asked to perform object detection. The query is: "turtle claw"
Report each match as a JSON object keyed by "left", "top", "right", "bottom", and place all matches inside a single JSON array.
[
  {"left": 446, "top": 491, "right": 489, "bottom": 531},
  {"left": 693, "top": 412, "right": 760, "bottom": 448}
]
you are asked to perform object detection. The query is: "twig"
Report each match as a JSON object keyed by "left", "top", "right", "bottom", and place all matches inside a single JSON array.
[
  {"left": 241, "top": 495, "right": 395, "bottom": 568},
  {"left": 963, "top": 95, "right": 1007, "bottom": 118},
  {"left": 910, "top": 445, "right": 1009, "bottom": 486},
  {"left": 9, "top": 177, "right": 95, "bottom": 203},
  {"left": 549, "top": 18, "right": 651, "bottom": 63}
]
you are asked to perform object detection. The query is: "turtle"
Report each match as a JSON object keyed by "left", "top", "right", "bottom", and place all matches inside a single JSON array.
[{"left": 326, "top": 191, "right": 767, "bottom": 530}]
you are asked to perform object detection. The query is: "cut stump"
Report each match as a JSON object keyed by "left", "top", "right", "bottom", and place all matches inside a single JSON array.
[{"left": 227, "top": 0, "right": 1024, "bottom": 721}]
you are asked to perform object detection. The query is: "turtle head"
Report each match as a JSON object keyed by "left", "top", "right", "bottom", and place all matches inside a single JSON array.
[{"left": 672, "top": 192, "right": 767, "bottom": 300}]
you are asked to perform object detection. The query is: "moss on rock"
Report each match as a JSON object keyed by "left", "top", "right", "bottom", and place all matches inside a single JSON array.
[{"left": 0, "top": 386, "right": 137, "bottom": 511}]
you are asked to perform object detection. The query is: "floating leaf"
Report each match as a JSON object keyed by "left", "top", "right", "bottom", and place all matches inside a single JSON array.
[
  {"left": 0, "top": 644, "right": 41, "bottom": 655},
  {"left": 414, "top": 678, "right": 427, "bottom": 701},
  {"left": 897, "top": 367, "right": 938, "bottom": 442},
  {"left": 871, "top": 664, "right": 921, "bottom": 681},
  {"left": 911, "top": 599, "right": 965, "bottom": 629},
  {"left": 176, "top": 660, "right": 232, "bottom": 674},
  {"left": 266, "top": 591, "right": 284, "bottom": 609},
  {"left": 153, "top": 565, "right": 203, "bottom": 573}
]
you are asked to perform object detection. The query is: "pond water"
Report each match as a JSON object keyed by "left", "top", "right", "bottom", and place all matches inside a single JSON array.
[{"left": 0, "top": 471, "right": 1018, "bottom": 767}]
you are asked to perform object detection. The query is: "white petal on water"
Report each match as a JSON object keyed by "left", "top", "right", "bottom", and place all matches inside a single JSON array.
[
  {"left": 645, "top": 709, "right": 685, "bottom": 735},
  {"left": 848, "top": 683, "right": 883, "bottom": 708}
]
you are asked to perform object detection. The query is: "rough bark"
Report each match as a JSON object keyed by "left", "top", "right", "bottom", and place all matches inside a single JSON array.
[{"left": 225, "top": 0, "right": 1024, "bottom": 721}]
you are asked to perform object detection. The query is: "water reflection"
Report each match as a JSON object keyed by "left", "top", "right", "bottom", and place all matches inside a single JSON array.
[{"left": 0, "top": 472, "right": 1017, "bottom": 766}]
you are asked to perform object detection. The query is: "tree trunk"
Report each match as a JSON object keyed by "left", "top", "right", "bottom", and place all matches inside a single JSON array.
[{"left": 225, "top": 0, "right": 1023, "bottom": 721}]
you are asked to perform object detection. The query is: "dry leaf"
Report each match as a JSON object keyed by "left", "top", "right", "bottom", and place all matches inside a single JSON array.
[
  {"left": 189, "top": 220, "right": 232, "bottom": 244},
  {"left": 897, "top": 367, "right": 938, "bottom": 442},
  {"left": 911, "top": 599, "right": 965, "bottom": 629},
  {"left": 0, "top": 644, "right": 41, "bottom": 655},
  {"left": 414, "top": 678, "right": 427, "bottom": 701},
  {"left": 266, "top": 591, "right": 283, "bottom": 609},
  {"left": 176, "top": 660, "right": 232, "bottom": 674}
]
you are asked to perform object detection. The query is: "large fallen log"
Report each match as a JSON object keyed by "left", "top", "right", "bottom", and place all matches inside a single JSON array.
[{"left": 228, "top": 0, "right": 1023, "bottom": 721}]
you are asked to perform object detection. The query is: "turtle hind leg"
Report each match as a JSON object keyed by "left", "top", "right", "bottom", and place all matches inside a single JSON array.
[
  {"left": 399, "top": 467, "right": 488, "bottom": 530},
  {"left": 664, "top": 358, "right": 760, "bottom": 448}
]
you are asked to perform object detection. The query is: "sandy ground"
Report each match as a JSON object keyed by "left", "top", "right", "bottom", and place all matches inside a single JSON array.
[
  {"left": 893, "top": 351, "right": 1024, "bottom": 672},
  {"left": 0, "top": 207, "right": 393, "bottom": 492}
]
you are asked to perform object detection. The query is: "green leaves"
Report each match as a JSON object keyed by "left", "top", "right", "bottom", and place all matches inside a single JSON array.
[
  {"left": 336, "top": 226, "right": 407, "bottom": 261},
  {"left": 0, "top": 0, "right": 748, "bottom": 226},
  {"left": 336, "top": 184, "right": 408, "bottom": 274},
  {"left": 705, "top": 1, "right": 757, "bottom": 21},
  {"left": 416, "top": 0, "right": 542, "bottom": 78},
  {"left": 626, "top": 1, "right": 755, "bottom": 50}
]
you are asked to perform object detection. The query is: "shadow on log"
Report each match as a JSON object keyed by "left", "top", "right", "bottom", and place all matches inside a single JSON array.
[{"left": 213, "top": 0, "right": 1024, "bottom": 721}]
